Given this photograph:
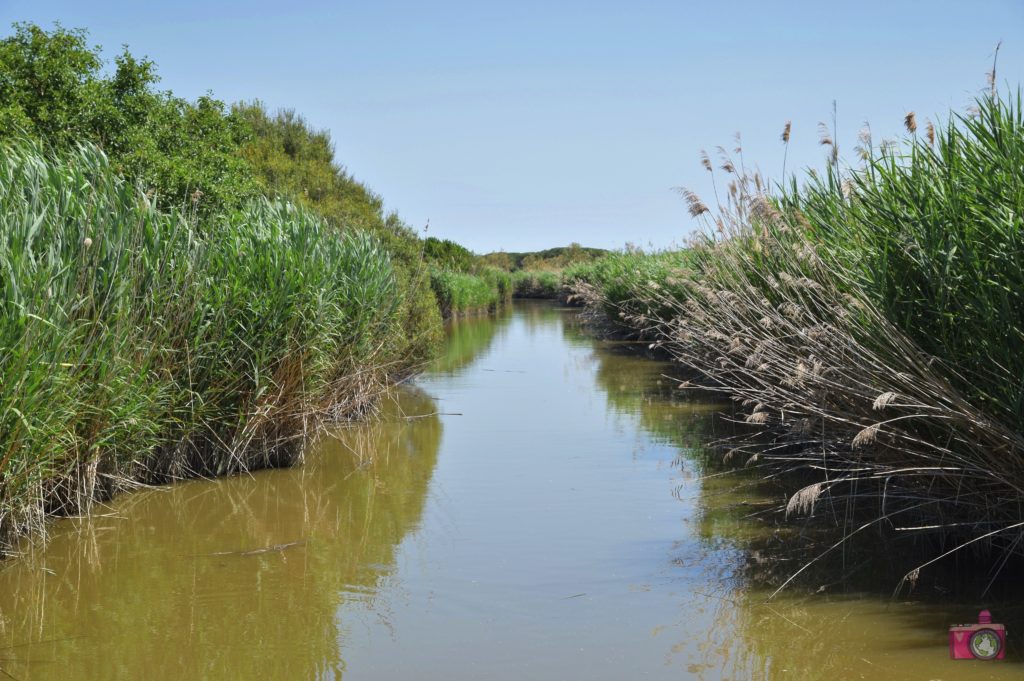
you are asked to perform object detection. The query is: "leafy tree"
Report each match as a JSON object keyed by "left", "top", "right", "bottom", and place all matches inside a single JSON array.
[
  {"left": 0, "top": 22, "right": 257, "bottom": 214},
  {"left": 233, "top": 101, "right": 389, "bottom": 231},
  {"left": 423, "top": 237, "right": 475, "bottom": 271}
]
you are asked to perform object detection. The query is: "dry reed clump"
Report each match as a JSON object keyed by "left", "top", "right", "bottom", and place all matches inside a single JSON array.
[{"left": 569, "top": 89, "right": 1024, "bottom": 591}]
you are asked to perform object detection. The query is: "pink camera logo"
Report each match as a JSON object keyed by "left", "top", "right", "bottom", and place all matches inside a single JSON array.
[{"left": 949, "top": 610, "right": 1006, "bottom": 660}]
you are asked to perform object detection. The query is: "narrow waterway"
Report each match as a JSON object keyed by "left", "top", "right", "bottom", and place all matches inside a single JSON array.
[{"left": 0, "top": 301, "right": 1018, "bottom": 679}]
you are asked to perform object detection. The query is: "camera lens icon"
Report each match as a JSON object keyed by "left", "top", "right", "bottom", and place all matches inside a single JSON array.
[{"left": 969, "top": 629, "right": 1002, "bottom": 660}]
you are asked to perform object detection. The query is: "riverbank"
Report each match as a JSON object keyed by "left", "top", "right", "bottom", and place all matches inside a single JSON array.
[
  {"left": 565, "top": 91, "right": 1024, "bottom": 588},
  {"left": 0, "top": 143, "right": 432, "bottom": 552},
  {"left": 0, "top": 24, "right": 466, "bottom": 554}
]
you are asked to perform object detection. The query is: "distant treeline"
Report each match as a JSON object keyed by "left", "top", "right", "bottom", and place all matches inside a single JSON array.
[
  {"left": 478, "top": 243, "right": 608, "bottom": 271},
  {"left": 420, "top": 238, "right": 606, "bottom": 309}
]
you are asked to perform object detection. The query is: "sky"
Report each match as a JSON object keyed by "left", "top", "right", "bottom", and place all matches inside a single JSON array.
[{"left": 1, "top": 1, "right": 1021, "bottom": 253}]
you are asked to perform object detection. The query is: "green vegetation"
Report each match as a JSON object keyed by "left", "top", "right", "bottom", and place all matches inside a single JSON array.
[
  {"left": 0, "top": 23, "right": 443, "bottom": 366},
  {"left": 233, "top": 102, "right": 442, "bottom": 362},
  {"left": 470, "top": 244, "right": 610, "bottom": 301},
  {"left": 478, "top": 243, "right": 607, "bottom": 271},
  {"left": 0, "top": 142, "right": 415, "bottom": 546},
  {"left": 569, "top": 91, "right": 1024, "bottom": 580},
  {"left": 430, "top": 267, "right": 512, "bottom": 316},
  {"left": 423, "top": 239, "right": 513, "bottom": 316},
  {"left": 563, "top": 249, "right": 695, "bottom": 318},
  {"left": 423, "top": 237, "right": 475, "bottom": 271},
  {"left": 511, "top": 270, "right": 561, "bottom": 298},
  {"left": 0, "top": 23, "right": 257, "bottom": 215},
  {"left": 0, "top": 22, "right": 450, "bottom": 547}
]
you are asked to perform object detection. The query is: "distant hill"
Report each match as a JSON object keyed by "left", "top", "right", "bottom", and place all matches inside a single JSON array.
[{"left": 478, "top": 243, "right": 608, "bottom": 271}]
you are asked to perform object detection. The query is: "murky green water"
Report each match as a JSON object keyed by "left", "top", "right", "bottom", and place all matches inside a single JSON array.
[{"left": 0, "top": 301, "right": 1018, "bottom": 679}]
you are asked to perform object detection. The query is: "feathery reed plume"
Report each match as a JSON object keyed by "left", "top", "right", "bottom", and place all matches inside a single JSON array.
[
  {"left": 678, "top": 188, "right": 709, "bottom": 217},
  {"left": 786, "top": 482, "right": 824, "bottom": 518},
  {"left": 872, "top": 391, "right": 899, "bottom": 410},
  {"left": 904, "top": 111, "right": 917, "bottom": 134},
  {"left": 851, "top": 424, "right": 879, "bottom": 448},
  {"left": 858, "top": 125, "right": 872, "bottom": 146},
  {"left": 781, "top": 120, "right": 792, "bottom": 179},
  {"left": 746, "top": 411, "right": 769, "bottom": 424},
  {"left": 926, "top": 121, "right": 936, "bottom": 146},
  {"left": 855, "top": 124, "right": 872, "bottom": 161},
  {"left": 989, "top": 41, "right": 1001, "bottom": 98},
  {"left": 817, "top": 122, "right": 833, "bottom": 147},
  {"left": 700, "top": 149, "right": 712, "bottom": 172}
]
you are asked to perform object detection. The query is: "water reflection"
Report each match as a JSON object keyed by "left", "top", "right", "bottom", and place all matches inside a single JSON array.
[
  {"left": 0, "top": 301, "right": 1020, "bottom": 680},
  {"left": 429, "top": 306, "right": 513, "bottom": 375},
  {"left": 0, "top": 388, "right": 441, "bottom": 680},
  {"left": 581, "top": 313, "right": 1024, "bottom": 679}
]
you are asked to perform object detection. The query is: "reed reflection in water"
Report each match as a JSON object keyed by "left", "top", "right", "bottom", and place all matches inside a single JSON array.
[{"left": 0, "top": 302, "right": 1020, "bottom": 680}]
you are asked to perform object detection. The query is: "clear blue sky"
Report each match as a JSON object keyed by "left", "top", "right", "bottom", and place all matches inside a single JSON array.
[{"left": 2, "top": 1, "right": 1021, "bottom": 253}]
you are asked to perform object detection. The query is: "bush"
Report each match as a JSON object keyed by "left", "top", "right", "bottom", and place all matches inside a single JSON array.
[
  {"left": 511, "top": 270, "right": 562, "bottom": 298},
  {"left": 430, "top": 268, "right": 508, "bottom": 316},
  {"left": 0, "top": 23, "right": 258, "bottom": 215},
  {"left": 422, "top": 237, "right": 475, "bottom": 272}
]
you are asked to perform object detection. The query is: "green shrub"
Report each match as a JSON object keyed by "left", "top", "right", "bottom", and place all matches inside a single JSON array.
[
  {"left": 511, "top": 270, "right": 561, "bottom": 298},
  {"left": 422, "top": 237, "right": 475, "bottom": 272},
  {"left": 430, "top": 268, "right": 504, "bottom": 316},
  {"left": 0, "top": 23, "right": 258, "bottom": 215}
]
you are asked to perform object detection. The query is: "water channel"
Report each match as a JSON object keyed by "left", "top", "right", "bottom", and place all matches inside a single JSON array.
[{"left": 0, "top": 301, "right": 1018, "bottom": 679}]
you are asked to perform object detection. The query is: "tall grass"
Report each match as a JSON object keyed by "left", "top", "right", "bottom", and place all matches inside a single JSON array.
[
  {"left": 570, "top": 91, "right": 1024, "bottom": 589},
  {"left": 0, "top": 141, "right": 408, "bottom": 548},
  {"left": 510, "top": 269, "right": 561, "bottom": 298},
  {"left": 430, "top": 266, "right": 511, "bottom": 316},
  {"left": 563, "top": 249, "right": 697, "bottom": 323}
]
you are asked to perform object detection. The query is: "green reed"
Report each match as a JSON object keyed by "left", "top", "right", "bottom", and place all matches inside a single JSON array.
[
  {"left": 568, "top": 91, "right": 1024, "bottom": 585},
  {"left": 430, "top": 266, "right": 511, "bottom": 316},
  {"left": 790, "top": 90, "right": 1024, "bottom": 430},
  {"left": 510, "top": 270, "right": 561, "bottom": 298},
  {"left": 0, "top": 141, "right": 405, "bottom": 547}
]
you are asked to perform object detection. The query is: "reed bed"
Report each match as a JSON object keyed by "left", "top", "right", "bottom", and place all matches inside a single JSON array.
[
  {"left": 430, "top": 266, "right": 512, "bottom": 317},
  {"left": 571, "top": 91, "right": 1024, "bottom": 590},
  {"left": 0, "top": 142, "right": 408, "bottom": 550},
  {"left": 510, "top": 270, "right": 562, "bottom": 298}
]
